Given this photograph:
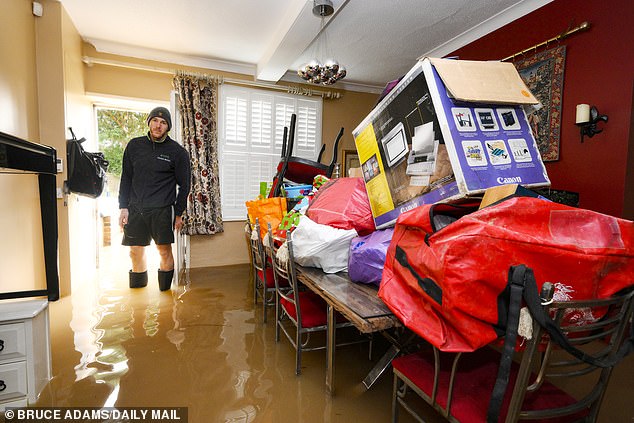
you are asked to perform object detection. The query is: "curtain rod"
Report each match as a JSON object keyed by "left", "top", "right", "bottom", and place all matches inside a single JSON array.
[
  {"left": 500, "top": 21, "right": 590, "bottom": 62},
  {"left": 81, "top": 56, "right": 342, "bottom": 100}
]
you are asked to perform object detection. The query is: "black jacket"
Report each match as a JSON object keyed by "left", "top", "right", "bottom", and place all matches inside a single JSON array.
[{"left": 118, "top": 134, "right": 191, "bottom": 216}]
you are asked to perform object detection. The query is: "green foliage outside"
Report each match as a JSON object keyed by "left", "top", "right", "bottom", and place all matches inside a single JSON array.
[{"left": 97, "top": 109, "right": 147, "bottom": 178}]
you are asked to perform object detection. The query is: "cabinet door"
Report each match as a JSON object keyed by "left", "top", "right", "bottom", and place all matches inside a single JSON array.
[
  {"left": 0, "top": 323, "right": 27, "bottom": 363},
  {"left": 0, "top": 361, "right": 28, "bottom": 403},
  {"left": 0, "top": 396, "right": 28, "bottom": 411}
]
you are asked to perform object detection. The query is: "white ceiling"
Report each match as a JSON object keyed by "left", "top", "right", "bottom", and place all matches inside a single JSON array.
[{"left": 59, "top": 0, "right": 552, "bottom": 93}]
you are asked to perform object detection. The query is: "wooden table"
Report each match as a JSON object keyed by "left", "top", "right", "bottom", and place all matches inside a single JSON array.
[{"left": 296, "top": 265, "right": 401, "bottom": 394}]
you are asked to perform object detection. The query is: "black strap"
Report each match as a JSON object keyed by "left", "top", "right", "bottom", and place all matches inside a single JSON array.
[
  {"left": 487, "top": 265, "right": 527, "bottom": 422},
  {"left": 487, "top": 265, "right": 634, "bottom": 422},
  {"left": 520, "top": 270, "right": 632, "bottom": 368}
]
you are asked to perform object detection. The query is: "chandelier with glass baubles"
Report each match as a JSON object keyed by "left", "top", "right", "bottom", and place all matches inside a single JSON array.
[{"left": 297, "top": 0, "right": 346, "bottom": 85}]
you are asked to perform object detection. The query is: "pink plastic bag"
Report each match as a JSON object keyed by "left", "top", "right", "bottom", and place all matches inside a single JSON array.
[{"left": 306, "top": 177, "right": 376, "bottom": 236}]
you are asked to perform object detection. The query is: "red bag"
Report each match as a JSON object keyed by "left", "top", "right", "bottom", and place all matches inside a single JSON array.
[
  {"left": 306, "top": 177, "right": 375, "bottom": 236},
  {"left": 379, "top": 197, "right": 634, "bottom": 352}
]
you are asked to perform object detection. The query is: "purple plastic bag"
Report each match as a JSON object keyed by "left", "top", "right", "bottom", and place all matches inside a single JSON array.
[{"left": 348, "top": 228, "right": 394, "bottom": 286}]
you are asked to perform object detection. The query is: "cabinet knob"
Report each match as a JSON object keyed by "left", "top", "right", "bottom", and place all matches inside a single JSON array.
[
  {"left": 0, "top": 339, "right": 4, "bottom": 351},
  {"left": 0, "top": 380, "right": 6, "bottom": 391}
]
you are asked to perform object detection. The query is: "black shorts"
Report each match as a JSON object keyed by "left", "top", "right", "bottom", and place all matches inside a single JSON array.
[{"left": 122, "top": 206, "right": 175, "bottom": 246}]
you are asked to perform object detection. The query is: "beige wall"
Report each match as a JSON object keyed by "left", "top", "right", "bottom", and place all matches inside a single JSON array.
[
  {"left": 0, "top": 0, "right": 47, "bottom": 294},
  {"left": 61, "top": 3, "right": 98, "bottom": 286},
  {"left": 189, "top": 222, "right": 250, "bottom": 267},
  {"left": 324, "top": 89, "right": 379, "bottom": 156},
  {"left": 0, "top": 174, "right": 47, "bottom": 293},
  {"left": 1, "top": 0, "right": 96, "bottom": 297},
  {"left": 0, "top": 0, "right": 40, "bottom": 138}
]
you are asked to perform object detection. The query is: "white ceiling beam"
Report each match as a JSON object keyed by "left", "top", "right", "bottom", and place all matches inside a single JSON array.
[{"left": 87, "top": 38, "right": 256, "bottom": 76}]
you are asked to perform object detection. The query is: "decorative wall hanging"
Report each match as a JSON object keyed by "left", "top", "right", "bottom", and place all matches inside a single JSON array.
[{"left": 514, "top": 45, "right": 566, "bottom": 162}]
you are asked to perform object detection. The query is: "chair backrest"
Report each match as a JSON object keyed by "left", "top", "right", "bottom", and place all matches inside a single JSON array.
[
  {"left": 245, "top": 218, "right": 254, "bottom": 267},
  {"left": 270, "top": 116, "right": 296, "bottom": 197},
  {"left": 505, "top": 285, "right": 634, "bottom": 422},
  {"left": 268, "top": 227, "right": 304, "bottom": 327},
  {"left": 325, "top": 127, "right": 343, "bottom": 176},
  {"left": 270, "top": 113, "right": 344, "bottom": 195},
  {"left": 248, "top": 218, "right": 266, "bottom": 273}
]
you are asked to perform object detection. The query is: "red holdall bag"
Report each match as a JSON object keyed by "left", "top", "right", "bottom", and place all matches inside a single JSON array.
[{"left": 379, "top": 196, "right": 634, "bottom": 352}]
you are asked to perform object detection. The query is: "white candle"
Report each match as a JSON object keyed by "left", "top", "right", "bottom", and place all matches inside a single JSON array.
[{"left": 576, "top": 104, "right": 590, "bottom": 123}]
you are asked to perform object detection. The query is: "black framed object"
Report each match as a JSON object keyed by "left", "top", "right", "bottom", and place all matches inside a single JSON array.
[{"left": 0, "top": 131, "right": 59, "bottom": 301}]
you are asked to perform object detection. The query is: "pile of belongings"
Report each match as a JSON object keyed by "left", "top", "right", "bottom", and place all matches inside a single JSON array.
[{"left": 246, "top": 175, "right": 394, "bottom": 279}]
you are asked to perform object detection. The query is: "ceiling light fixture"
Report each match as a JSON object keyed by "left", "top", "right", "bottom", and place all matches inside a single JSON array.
[{"left": 297, "top": 0, "right": 346, "bottom": 86}]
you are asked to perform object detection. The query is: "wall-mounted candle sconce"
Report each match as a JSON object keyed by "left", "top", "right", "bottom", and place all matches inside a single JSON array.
[{"left": 575, "top": 104, "right": 608, "bottom": 142}]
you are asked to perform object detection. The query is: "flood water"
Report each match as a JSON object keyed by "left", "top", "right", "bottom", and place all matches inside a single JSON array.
[{"left": 35, "top": 255, "right": 417, "bottom": 422}]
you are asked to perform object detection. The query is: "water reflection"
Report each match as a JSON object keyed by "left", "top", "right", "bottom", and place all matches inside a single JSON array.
[{"left": 70, "top": 277, "right": 134, "bottom": 408}]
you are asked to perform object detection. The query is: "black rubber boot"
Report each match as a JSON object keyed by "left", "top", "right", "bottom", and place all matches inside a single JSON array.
[
  {"left": 158, "top": 269, "right": 174, "bottom": 291},
  {"left": 129, "top": 270, "right": 148, "bottom": 288}
]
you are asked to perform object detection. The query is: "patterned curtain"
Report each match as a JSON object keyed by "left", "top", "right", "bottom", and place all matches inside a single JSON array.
[{"left": 173, "top": 73, "right": 224, "bottom": 235}]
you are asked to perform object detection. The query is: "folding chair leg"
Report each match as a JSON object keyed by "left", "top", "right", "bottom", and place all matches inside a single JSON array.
[
  {"left": 392, "top": 374, "right": 400, "bottom": 423},
  {"left": 262, "top": 287, "right": 268, "bottom": 323},
  {"left": 275, "top": 307, "right": 281, "bottom": 343},
  {"left": 274, "top": 296, "right": 280, "bottom": 342}
]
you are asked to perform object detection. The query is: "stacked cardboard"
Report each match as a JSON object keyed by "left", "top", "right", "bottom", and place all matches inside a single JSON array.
[{"left": 352, "top": 58, "right": 550, "bottom": 229}]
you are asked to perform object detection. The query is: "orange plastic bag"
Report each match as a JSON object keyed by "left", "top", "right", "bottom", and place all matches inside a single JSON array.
[{"left": 246, "top": 197, "right": 287, "bottom": 237}]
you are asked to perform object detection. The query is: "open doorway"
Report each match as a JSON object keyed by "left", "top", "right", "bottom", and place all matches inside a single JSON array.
[
  {"left": 94, "top": 103, "right": 165, "bottom": 285},
  {"left": 75, "top": 96, "right": 184, "bottom": 290}
]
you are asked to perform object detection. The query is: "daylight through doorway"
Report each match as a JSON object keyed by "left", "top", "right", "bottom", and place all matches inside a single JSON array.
[{"left": 95, "top": 106, "right": 161, "bottom": 287}]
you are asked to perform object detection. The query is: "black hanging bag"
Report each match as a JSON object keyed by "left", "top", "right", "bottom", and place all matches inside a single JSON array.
[{"left": 66, "top": 128, "right": 109, "bottom": 198}]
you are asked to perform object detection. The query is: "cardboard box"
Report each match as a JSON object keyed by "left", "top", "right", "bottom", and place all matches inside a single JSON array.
[
  {"left": 352, "top": 58, "right": 550, "bottom": 229},
  {"left": 478, "top": 184, "right": 545, "bottom": 209}
]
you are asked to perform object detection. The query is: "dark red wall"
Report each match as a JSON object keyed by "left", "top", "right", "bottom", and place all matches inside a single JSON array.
[{"left": 450, "top": 0, "right": 634, "bottom": 217}]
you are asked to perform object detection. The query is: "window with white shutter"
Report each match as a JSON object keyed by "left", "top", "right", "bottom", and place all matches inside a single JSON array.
[{"left": 218, "top": 85, "right": 323, "bottom": 220}]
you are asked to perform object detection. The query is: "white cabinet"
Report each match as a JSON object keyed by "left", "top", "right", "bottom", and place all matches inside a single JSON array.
[{"left": 0, "top": 300, "right": 51, "bottom": 410}]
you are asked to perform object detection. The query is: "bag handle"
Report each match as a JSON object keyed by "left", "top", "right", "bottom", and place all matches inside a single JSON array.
[{"left": 394, "top": 246, "right": 443, "bottom": 305}]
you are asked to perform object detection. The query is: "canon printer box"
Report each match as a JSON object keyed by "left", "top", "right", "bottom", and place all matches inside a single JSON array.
[{"left": 352, "top": 58, "right": 550, "bottom": 229}]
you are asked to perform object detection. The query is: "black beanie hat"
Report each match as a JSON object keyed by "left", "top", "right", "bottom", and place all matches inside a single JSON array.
[{"left": 147, "top": 107, "right": 172, "bottom": 131}]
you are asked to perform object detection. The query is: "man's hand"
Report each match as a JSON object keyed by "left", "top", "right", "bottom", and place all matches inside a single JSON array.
[
  {"left": 174, "top": 215, "right": 184, "bottom": 231},
  {"left": 119, "top": 208, "right": 129, "bottom": 230}
]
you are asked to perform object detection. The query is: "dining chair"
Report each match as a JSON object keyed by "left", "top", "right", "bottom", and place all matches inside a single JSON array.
[
  {"left": 268, "top": 225, "right": 366, "bottom": 375},
  {"left": 391, "top": 272, "right": 634, "bottom": 423},
  {"left": 244, "top": 218, "right": 255, "bottom": 287},
  {"left": 247, "top": 218, "right": 276, "bottom": 323}
]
